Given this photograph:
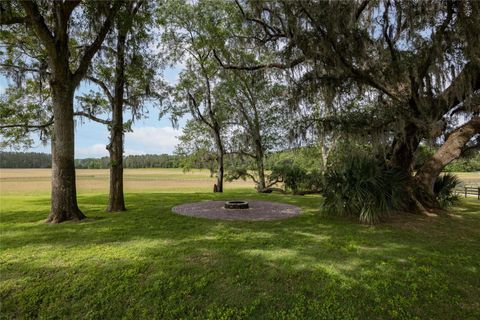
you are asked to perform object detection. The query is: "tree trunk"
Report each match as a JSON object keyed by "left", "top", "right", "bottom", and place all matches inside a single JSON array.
[
  {"left": 416, "top": 117, "right": 480, "bottom": 195},
  {"left": 256, "top": 159, "right": 266, "bottom": 191},
  {"left": 390, "top": 122, "right": 421, "bottom": 173},
  {"left": 106, "top": 115, "right": 126, "bottom": 212},
  {"left": 389, "top": 122, "right": 430, "bottom": 211},
  {"left": 215, "top": 149, "right": 224, "bottom": 192},
  {"left": 213, "top": 130, "right": 224, "bottom": 193},
  {"left": 106, "top": 31, "right": 127, "bottom": 212},
  {"left": 209, "top": 164, "right": 215, "bottom": 178},
  {"left": 216, "top": 150, "right": 224, "bottom": 193},
  {"left": 46, "top": 85, "right": 85, "bottom": 223},
  {"left": 254, "top": 139, "right": 266, "bottom": 191}
]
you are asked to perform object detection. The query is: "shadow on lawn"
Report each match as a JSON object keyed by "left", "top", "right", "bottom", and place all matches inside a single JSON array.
[
  {"left": 0, "top": 192, "right": 319, "bottom": 247},
  {"left": 1, "top": 193, "right": 479, "bottom": 252},
  {"left": 1, "top": 193, "right": 480, "bottom": 318}
]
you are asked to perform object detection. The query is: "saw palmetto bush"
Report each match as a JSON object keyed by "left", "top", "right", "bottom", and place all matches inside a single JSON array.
[
  {"left": 433, "top": 173, "right": 461, "bottom": 208},
  {"left": 323, "top": 153, "right": 409, "bottom": 224}
]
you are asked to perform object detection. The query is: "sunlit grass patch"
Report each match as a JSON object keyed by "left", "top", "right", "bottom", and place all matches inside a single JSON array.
[{"left": 0, "top": 172, "right": 479, "bottom": 319}]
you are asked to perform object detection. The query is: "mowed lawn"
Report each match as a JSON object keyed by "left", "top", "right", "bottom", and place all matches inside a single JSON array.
[{"left": 1, "top": 169, "right": 480, "bottom": 319}]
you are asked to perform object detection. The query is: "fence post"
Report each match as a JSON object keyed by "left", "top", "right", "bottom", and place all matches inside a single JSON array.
[
  {"left": 478, "top": 187, "right": 479, "bottom": 200},
  {"left": 465, "top": 186, "right": 467, "bottom": 198}
]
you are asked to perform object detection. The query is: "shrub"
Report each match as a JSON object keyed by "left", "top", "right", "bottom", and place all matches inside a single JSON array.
[
  {"left": 322, "top": 153, "right": 409, "bottom": 224},
  {"left": 270, "top": 159, "right": 322, "bottom": 194},
  {"left": 270, "top": 159, "right": 306, "bottom": 193},
  {"left": 302, "top": 169, "right": 324, "bottom": 193},
  {"left": 434, "top": 173, "right": 461, "bottom": 207}
]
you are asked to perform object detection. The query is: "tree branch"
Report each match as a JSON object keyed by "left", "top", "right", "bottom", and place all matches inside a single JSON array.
[
  {"left": 382, "top": 1, "right": 397, "bottom": 62},
  {"left": 298, "top": 4, "right": 400, "bottom": 101},
  {"left": 225, "top": 150, "right": 256, "bottom": 159},
  {"left": 73, "top": 0, "right": 123, "bottom": 86},
  {"left": 213, "top": 50, "right": 304, "bottom": 71},
  {"left": 74, "top": 112, "right": 111, "bottom": 125},
  {"left": 19, "top": 1, "right": 56, "bottom": 57},
  {"left": 187, "top": 91, "right": 213, "bottom": 130},
  {"left": 131, "top": 0, "right": 144, "bottom": 16},
  {"left": 266, "top": 176, "right": 283, "bottom": 189},
  {"left": 86, "top": 76, "right": 114, "bottom": 105},
  {"left": 0, "top": 14, "right": 27, "bottom": 25},
  {"left": 234, "top": 0, "right": 285, "bottom": 39},
  {"left": 354, "top": 0, "right": 370, "bottom": 21},
  {"left": 418, "top": 1, "right": 454, "bottom": 81},
  {"left": 462, "top": 140, "right": 480, "bottom": 155},
  {"left": 63, "top": 0, "right": 81, "bottom": 17},
  {"left": 0, "top": 63, "right": 46, "bottom": 74},
  {"left": 0, "top": 116, "right": 54, "bottom": 129},
  {"left": 415, "top": 116, "right": 480, "bottom": 192},
  {"left": 434, "top": 62, "right": 480, "bottom": 117}
]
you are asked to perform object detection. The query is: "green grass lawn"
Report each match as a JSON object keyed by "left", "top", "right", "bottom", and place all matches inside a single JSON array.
[{"left": 1, "top": 178, "right": 480, "bottom": 318}]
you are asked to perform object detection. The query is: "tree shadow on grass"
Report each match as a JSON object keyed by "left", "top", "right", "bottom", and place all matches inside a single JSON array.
[
  {"left": 1, "top": 193, "right": 479, "bottom": 251},
  {"left": 0, "top": 192, "right": 319, "bottom": 248},
  {"left": 2, "top": 220, "right": 479, "bottom": 319},
  {"left": 1, "top": 193, "right": 480, "bottom": 318}
]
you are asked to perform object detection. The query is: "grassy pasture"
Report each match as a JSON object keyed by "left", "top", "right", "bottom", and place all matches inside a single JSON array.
[
  {"left": 0, "top": 168, "right": 254, "bottom": 196},
  {"left": 1, "top": 168, "right": 478, "bottom": 195},
  {"left": 453, "top": 172, "right": 480, "bottom": 187},
  {"left": 0, "top": 169, "right": 479, "bottom": 319}
]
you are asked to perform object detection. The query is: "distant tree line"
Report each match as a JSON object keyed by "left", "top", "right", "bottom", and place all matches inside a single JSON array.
[
  {"left": 1, "top": 150, "right": 479, "bottom": 172},
  {"left": 0, "top": 152, "right": 51, "bottom": 168},
  {"left": 76, "top": 154, "right": 182, "bottom": 169},
  {"left": 0, "top": 152, "right": 182, "bottom": 169}
]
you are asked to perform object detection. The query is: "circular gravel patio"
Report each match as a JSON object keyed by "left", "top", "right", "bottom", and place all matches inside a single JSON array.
[{"left": 172, "top": 200, "right": 301, "bottom": 221}]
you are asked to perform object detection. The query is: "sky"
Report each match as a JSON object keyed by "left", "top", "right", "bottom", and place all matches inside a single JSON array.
[{"left": 0, "top": 66, "right": 185, "bottom": 159}]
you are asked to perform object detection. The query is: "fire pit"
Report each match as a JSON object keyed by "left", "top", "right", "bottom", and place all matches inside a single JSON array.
[
  {"left": 172, "top": 200, "right": 301, "bottom": 221},
  {"left": 224, "top": 201, "right": 249, "bottom": 209}
]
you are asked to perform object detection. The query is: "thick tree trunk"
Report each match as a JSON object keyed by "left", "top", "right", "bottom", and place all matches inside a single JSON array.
[
  {"left": 106, "top": 31, "right": 127, "bottom": 212},
  {"left": 390, "top": 122, "right": 421, "bottom": 173},
  {"left": 389, "top": 122, "right": 431, "bottom": 211},
  {"left": 46, "top": 85, "right": 85, "bottom": 223},
  {"left": 416, "top": 117, "right": 480, "bottom": 195}
]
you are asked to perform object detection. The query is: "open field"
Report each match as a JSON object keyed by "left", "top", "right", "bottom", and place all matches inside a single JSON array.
[
  {"left": 1, "top": 169, "right": 480, "bottom": 319},
  {"left": 0, "top": 168, "right": 254, "bottom": 196},
  {"left": 453, "top": 172, "right": 480, "bottom": 187},
  {"left": 1, "top": 168, "right": 478, "bottom": 196}
]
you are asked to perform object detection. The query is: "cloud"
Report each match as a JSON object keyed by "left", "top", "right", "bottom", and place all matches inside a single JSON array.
[
  {"left": 34, "top": 126, "right": 180, "bottom": 159},
  {"left": 76, "top": 143, "right": 108, "bottom": 159},
  {"left": 124, "top": 148, "right": 146, "bottom": 156},
  {"left": 125, "top": 126, "right": 180, "bottom": 154}
]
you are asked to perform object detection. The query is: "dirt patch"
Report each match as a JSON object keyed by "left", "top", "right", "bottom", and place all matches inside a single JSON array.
[{"left": 171, "top": 200, "right": 301, "bottom": 221}]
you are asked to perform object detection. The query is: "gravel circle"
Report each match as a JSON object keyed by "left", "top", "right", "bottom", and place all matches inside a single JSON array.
[{"left": 172, "top": 200, "right": 301, "bottom": 221}]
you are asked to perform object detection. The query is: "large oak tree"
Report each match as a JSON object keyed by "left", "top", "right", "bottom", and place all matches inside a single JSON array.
[
  {"left": 215, "top": 0, "right": 480, "bottom": 208},
  {"left": 1, "top": 0, "right": 123, "bottom": 222}
]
